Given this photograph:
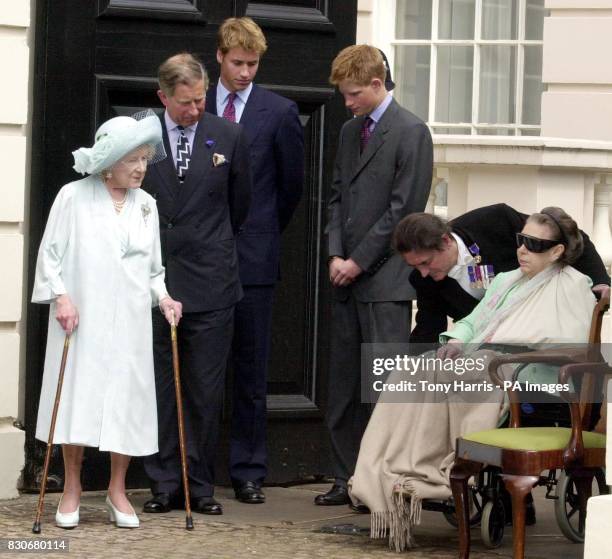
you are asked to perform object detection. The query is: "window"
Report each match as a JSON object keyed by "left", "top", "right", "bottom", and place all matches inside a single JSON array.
[{"left": 390, "top": 0, "right": 547, "bottom": 135}]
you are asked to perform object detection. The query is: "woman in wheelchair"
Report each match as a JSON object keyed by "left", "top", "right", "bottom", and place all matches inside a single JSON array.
[{"left": 349, "top": 207, "right": 596, "bottom": 551}]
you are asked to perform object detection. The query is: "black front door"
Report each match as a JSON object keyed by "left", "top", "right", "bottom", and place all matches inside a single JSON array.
[{"left": 25, "top": 0, "right": 357, "bottom": 490}]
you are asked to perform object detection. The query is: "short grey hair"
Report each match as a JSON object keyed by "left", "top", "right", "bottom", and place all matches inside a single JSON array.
[{"left": 158, "top": 52, "right": 208, "bottom": 96}]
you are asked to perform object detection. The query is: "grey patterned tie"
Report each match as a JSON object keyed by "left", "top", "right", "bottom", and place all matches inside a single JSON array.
[{"left": 176, "top": 125, "right": 191, "bottom": 182}]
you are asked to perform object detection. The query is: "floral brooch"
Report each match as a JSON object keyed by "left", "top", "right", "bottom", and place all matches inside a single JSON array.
[{"left": 141, "top": 202, "right": 151, "bottom": 225}]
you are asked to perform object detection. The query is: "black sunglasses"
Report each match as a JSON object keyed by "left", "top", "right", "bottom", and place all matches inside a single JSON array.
[{"left": 516, "top": 233, "right": 562, "bottom": 253}]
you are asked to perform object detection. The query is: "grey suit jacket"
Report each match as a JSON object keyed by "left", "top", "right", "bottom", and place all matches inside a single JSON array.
[{"left": 326, "top": 98, "right": 433, "bottom": 302}]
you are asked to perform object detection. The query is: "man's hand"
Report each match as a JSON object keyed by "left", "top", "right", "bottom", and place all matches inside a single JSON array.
[
  {"left": 437, "top": 339, "right": 463, "bottom": 360},
  {"left": 55, "top": 294, "right": 79, "bottom": 333},
  {"left": 329, "top": 257, "right": 362, "bottom": 287},
  {"left": 592, "top": 283, "right": 611, "bottom": 301},
  {"left": 328, "top": 256, "right": 342, "bottom": 284}
]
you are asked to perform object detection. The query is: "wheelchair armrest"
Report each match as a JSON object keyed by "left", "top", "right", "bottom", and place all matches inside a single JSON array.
[{"left": 488, "top": 348, "right": 606, "bottom": 428}]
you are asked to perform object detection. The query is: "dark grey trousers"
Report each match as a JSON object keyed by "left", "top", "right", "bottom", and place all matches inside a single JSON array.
[
  {"left": 326, "top": 294, "right": 412, "bottom": 486},
  {"left": 144, "top": 306, "right": 234, "bottom": 498}
]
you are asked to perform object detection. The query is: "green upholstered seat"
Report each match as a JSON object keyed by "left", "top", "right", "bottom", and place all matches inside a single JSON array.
[{"left": 462, "top": 427, "right": 606, "bottom": 451}]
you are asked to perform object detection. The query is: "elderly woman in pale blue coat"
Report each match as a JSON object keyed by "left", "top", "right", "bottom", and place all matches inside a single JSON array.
[{"left": 33, "top": 113, "right": 182, "bottom": 529}]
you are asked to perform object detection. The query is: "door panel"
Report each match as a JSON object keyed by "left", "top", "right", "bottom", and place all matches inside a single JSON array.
[{"left": 98, "top": 0, "right": 207, "bottom": 22}]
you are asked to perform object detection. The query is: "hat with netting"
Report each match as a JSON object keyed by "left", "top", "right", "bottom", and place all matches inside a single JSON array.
[{"left": 72, "top": 109, "right": 166, "bottom": 176}]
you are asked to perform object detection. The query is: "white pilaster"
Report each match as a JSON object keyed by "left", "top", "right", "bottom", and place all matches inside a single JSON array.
[
  {"left": 591, "top": 176, "right": 612, "bottom": 269},
  {"left": 0, "top": 1, "right": 31, "bottom": 499},
  {"left": 584, "top": 380, "right": 612, "bottom": 559}
]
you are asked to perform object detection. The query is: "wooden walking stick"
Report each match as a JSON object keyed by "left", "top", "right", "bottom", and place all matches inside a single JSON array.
[
  {"left": 33, "top": 333, "right": 71, "bottom": 534},
  {"left": 171, "top": 309, "right": 194, "bottom": 530}
]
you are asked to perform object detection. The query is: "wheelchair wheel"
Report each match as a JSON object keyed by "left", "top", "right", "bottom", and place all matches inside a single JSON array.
[
  {"left": 555, "top": 469, "right": 608, "bottom": 543},
  {"left": 480, "top": 498, "right": 505, "bottom": 548},
  {"left": 443, "top": 490, "right": 483, "bottom": 528}
]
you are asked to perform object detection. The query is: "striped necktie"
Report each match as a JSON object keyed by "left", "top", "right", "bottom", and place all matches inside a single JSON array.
[
  {"left": 222, "top": 92, "right": 237, "bottom": 123},
  {"left": 176, "top": 125, "right": 191, "bottom": 182}
]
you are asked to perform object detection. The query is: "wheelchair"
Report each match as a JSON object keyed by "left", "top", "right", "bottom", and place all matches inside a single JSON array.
[
  {"left": 430, "top": 462, "right": 608, "bottom": 548},
  {"left": 394, "top": 298, "right": 609, "bottom": 557}
]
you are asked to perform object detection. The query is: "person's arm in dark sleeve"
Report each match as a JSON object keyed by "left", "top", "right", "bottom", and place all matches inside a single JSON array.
[
  {"left": 325, "top": 126, "right": 345, "bottom": 259},
  {"left": 408, "top": 274, "right": 448, "bottom": 345},
  {"left": 274, "top": 102, "right": 304, "bottom": 232},
  {"left": 229, "top": 125, "right": 252, "bottom": 234},
  {"left": 574, "top": 230, "right": 611, "bottom": 287}
]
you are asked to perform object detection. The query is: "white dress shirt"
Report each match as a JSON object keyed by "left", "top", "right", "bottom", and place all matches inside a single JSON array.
[{"left": 164, "top": 112, "right": 198, "bottom": 170}]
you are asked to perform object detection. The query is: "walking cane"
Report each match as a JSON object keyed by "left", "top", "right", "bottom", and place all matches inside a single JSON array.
[
  {"left": 32, "top": 333, "right": 71, "bottom": 534},
  {"left": 171, "top": 309, "right": 194, "bottom": 530}
]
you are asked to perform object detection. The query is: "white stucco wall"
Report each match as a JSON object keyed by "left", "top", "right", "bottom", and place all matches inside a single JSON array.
[
  {"left": 356, "top": 0, "right": 374, "bottom": 44},
  {"left": 542, "top": 0, "right": 612, "bottom": 141},
  {"left": 0, "top": 1, "right": 31, "bottom": 498}
]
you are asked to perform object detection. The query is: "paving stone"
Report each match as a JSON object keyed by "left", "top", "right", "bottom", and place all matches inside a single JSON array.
[{"left": 0, "top": 485, "right": 581, "bottom": 558}]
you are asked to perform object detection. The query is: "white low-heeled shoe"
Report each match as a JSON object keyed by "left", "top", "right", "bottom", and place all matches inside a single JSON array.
[
  {"left": 55, "top": 497, "right": 79, "bottom": 529},
  {"left": 106, "top": 495, "right": 139, "bottom": 528}
]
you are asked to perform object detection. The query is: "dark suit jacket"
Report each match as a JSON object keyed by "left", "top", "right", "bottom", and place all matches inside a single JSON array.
[
  {"left": 409, "top": 203, "right": 611, "bottom": 343},
  {"left": 206, "top": 84, "right": 304, "bottom": 285},
  {"left": 326, "top": 98, "right": 433, "bottom": 302},
  {"left": 143, "top": 112, "right": 252, "bottom": 313}
]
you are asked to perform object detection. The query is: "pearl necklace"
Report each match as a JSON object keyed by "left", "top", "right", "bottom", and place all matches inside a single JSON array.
[{"left": 112, "top": 191, "right": 128, "bottom": 214}]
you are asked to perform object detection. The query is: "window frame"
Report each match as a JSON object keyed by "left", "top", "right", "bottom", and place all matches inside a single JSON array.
[{"left": 372, "top": 0, "right": 545, "bottom": 136}]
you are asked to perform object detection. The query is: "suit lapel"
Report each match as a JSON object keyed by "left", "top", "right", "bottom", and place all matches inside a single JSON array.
[
  {"left": 349, "top": 101, "right": 398, "bottom": 183},
  {"left": 345, "top": 120, "right": 362, "bottom": 181},
  {"left": 452, "top": 228, "right": 475, "bottom": 252},
  {"left": 238, "top": 85, "right": 267, "bottom": 146},
  {"left": 153, "top": 118, "right": 181, "bottom": 201},
  {"left": 174, "top": 114, "right": 213, "bottom": 212},
  {"left": 206, "top": 86, "right": 218, "bottom": 116},
  {"left": 208, "top": 83, "right": 266, "bottom": 146},
  {"left": 442, "top": 278, "right": 481, "bottom": 319}
]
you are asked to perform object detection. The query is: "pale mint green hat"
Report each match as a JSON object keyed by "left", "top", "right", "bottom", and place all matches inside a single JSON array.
[{"left": 72, "top": 112, "right": 164, "bottom": 176}]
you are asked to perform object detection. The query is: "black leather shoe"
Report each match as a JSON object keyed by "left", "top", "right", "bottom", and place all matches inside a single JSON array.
[
  {"left": 193, "top": 496, "right": 223, "bottom": 515},
  {"left": 143, "top": 493, "right": 173, "bottom": 514},
  {"left": 349, "top": 502, "right": 370, "bottom": 514},
  {"left": 235, "top": 481, "right": 265, "bottom": 504},
  {"left": 314, "top": 484, "right": 350, "bottom": 506}
]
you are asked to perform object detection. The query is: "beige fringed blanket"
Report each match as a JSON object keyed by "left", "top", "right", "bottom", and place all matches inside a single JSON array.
[
  {"left": 350, "top": 358, "right": 504, "bottom": 551},
  {"left": 349, "top": 265, "right": 595, "bottom": 551}
]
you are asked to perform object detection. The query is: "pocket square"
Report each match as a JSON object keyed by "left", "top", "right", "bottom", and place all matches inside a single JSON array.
[{"left": 213, "top": 153, "right": 228, "bottom": 167}]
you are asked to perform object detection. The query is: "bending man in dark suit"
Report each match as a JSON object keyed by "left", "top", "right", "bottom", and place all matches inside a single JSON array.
[
  {"left": 398, "top": 204, "right": 610, "bottom": 344},
  {"left": 205, "top": 17, "right": 304, "bottom": 504},
  {"left": 316, "top": 45, "right": 433, "bottom": 507},
  {"left": 142, "top": 53, "right": 251, "bottom": 516}
]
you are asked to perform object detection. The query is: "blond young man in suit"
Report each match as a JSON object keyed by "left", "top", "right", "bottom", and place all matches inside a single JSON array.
[
  {"left": 206, "top": 17, "right": 304, "bottom": 504},
  {"left": 317, "top": 45, "right": 433, "bottom": 507}
]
